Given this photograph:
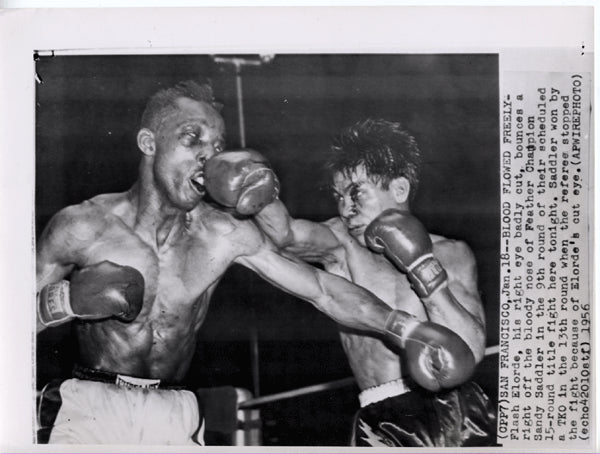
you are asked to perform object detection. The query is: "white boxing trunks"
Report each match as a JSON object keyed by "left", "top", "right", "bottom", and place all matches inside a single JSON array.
[
  {"left": 37, "top": 368, "right": 204, "bottom": 445},
  {"left": 358, "top": 377, "right": 411, "bottom": 408}
]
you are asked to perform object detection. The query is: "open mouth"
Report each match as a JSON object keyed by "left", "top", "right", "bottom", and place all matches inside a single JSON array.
[{"left": 190, "top": 172, "right": 205, "bottom": 194}]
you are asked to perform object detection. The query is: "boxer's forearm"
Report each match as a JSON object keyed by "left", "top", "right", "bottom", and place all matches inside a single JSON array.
[
  {"left": 311, "top": 268, "right": 392, "bottom": 333},
  {"left": 421, "top": 286, "right": 486, "bottom": 362},
  {"left": 364, "top": 210, "right": 486, "bottom": 362},
  {"left": 239, "top": 248, "right": 391, "bottom": 334}
]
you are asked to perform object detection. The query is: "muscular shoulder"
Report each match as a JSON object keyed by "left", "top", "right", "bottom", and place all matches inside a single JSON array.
[
  {"left": 323, "top": 217, "right": 352, "bottom": 244},
  {"left": 37, "top": 198, "right": 119, "bottom": 267},
  {"left": 191, "top": 205, "right": 266, "bottom": 256},
  {"left": 41, "top": 200, "right": 108, "bottom": 245},
  {"left": 292, "top": 216, "right": 345, "bottom": 263},
  {"left": 324, "top": 216, "right": 344, "bottom": 232},
  {"left": 42, "top": 191, "right": 133, "bottom": 242},
  {"left": 432, "top": 236, "right": 478, "bottom": 283}
]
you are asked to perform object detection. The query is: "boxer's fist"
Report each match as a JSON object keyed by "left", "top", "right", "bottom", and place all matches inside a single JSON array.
[
  {"left": 70, "top": 261, "right": 144, "bottom": 321},
  {"left": 204, "top": 150, "right": 280, "bottom": 216},
  {"left": 385, "top": 310, "right": 476, "bottom": 392},
  {"left": 365, "top": 209, "right": 447, "bottom": 297},
  {"left": 38, "top": 261, "right": 144, "bottom": 326}
]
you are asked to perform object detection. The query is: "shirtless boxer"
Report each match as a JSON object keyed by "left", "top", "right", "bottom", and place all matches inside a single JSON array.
[
  {"left": 234, "top": 118, "right": 497, "bottom": 447},
  {"left": 36, "top": 83, "right": 476, "bottom": 445}
]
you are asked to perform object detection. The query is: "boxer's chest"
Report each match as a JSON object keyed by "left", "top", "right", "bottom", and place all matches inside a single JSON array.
[{"left": 79, "top": 221, "right": 233, "bottom": 311}]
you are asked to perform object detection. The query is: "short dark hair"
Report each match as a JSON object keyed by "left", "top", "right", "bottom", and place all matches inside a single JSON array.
[
  {"left": 325, "top": 118, "right": 421, "bottom": 199},
  {"left": 140, "top": 80, "right": 222, "bottom": 131}
]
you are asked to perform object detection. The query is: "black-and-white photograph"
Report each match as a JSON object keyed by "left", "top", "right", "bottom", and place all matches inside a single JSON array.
[
  {"left": 34, "top": 53, "right": 500, "bottom": 447},
  {"left": 0, "top": 5, "right": 594, "bottom": 452}
]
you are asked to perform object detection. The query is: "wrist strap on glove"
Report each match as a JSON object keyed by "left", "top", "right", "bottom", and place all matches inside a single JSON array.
[
  {"left": 384, "top": 310, "right": 421, "bottom": 349},
  {"left": 38, "top": 280, "right": 74, "bottom": 327},
  {"left": 407, "top": 254, "right": 448, "bottom": 298}
]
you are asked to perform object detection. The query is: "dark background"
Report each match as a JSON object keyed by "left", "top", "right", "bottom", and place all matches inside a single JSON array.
[{"left": 35, "top": 54, "right": 499, "bottom": 446}]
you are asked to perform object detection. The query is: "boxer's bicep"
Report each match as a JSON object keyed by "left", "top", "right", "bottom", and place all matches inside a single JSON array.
[
  {"left": 255, "top": 199, "right": 340, "bottom": 262},
  {"left": 36, "top": 258, "right": 74, "bottom": 293},
  {"left": 284, "top": 219, "right": 341, "bottom": 261},
  {"left": 36, "top": 207, "right": 89, "bottom": 289}
]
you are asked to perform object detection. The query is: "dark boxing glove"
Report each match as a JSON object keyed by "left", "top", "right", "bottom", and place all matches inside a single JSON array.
[
  {"left": 384, "top": 310, "right": 476, "bottom": 392},
  {"left": 204, "top": 149, "right": 280, "bottom": 216},
  {"left": 38, "top": 260, "right": 144, "bottom": 327},
  {"left": 364, "top": 209, "right": 447, "bottom": 298}
]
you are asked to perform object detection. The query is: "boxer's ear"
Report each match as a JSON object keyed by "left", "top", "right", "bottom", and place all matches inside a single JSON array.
[
  {"left": 390, "top": 176, "right": 410, "bottom": 205},
  {"left": 137, "top": 128, "right": 156, "bottom": 156}
]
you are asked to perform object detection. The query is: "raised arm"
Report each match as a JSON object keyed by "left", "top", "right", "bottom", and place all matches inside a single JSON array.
[
  {"left": 204, "top": 149, "right": 341, "bottom": 263},
  {"left": 255, "top": 199, "right": 341, "bottom": 263},
  {"left": 428, "top": 239, "right": 487, "bottom": 361},
  {"left": 364, "top": 209, "right": 486, "bottom": 362}
]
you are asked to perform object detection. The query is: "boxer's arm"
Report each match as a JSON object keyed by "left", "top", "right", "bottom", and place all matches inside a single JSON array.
[
  {"left": 233, "top": 225, "right": 390, "bottom": 333},
  {"left": 426, "top": 240, "right": 486, "bottom": 362},
  {"left": 364, "top": 210, "right": 486, "bottom": 362},
  {"left": 255, "top": 199, "right": 341, "bottom": 263},
  {"left": 36, "top": 207, "right": 82, "bottom": 333},
  {"left": 204, "top": 150, "right": 341, "bottom": 262},
  {"left": 233, "top": 221, "right": 479, "bottom": 391},
  {"left": 36, "top": 207, "right": 145, "bottom": 333}
]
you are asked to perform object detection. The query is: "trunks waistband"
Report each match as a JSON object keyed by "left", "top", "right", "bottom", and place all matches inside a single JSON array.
[
  {"left": 358, "top": 377, "right": 411, "bottom": 408},
  {"left": 72, "top": 365, "right": 183, "bottom": 390}
]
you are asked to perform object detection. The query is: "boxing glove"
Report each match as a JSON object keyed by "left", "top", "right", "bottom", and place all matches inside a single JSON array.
[
  {"left": 38, "top": 261, "right": 144, "bottom": 327},
  {"left": 385, "top": 310, "right": 476, "bottom": 391},
  {"left": 364, "top": 209, "right": 447, "bottom": 298},
  {"left": 204, "top": 149, "right": 280, "bottom": 216}
]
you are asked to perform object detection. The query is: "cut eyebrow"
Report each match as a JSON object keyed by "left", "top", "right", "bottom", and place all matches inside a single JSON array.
[
  {"left": 332, "top": 180, "right": 362, "bottom": 195},
  {"left": 346, "top": 181, "right": 364, "bottom": 194}
]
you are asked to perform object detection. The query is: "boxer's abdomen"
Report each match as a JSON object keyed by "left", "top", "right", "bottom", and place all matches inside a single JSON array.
[{"left": 75, "top": 292, "right": 210, "bottom": 382}]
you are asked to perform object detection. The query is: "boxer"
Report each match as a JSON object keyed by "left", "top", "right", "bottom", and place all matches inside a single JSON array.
[
  {"left": 232, "top": 119, "right": 498, "bottom": 447},
  {"left": 36, "top": 82, "right": 475, "bottom": 445}
]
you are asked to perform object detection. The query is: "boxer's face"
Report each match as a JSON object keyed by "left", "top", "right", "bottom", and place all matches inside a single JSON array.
[
  {"left": 332, "top": 164, "right": 401, "bottom": 246},
  {"left": 152, "top": 97, "right": 225, "bottom": 210}
]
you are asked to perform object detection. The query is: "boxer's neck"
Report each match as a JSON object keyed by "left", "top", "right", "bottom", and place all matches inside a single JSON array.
[{"left": 128, "top": 181, "right": 188, "bottom": 249}]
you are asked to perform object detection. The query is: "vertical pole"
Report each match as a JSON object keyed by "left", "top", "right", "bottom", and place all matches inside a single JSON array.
[
  {"left": 250, "top": 312, "right": 260, "bottom": 397},
  {"left": 235, "top": 65, "right": 246, "bottom": 148},
  {"left": 213, "top": 56, "right": 268, "bottom": 399},
  {"left": 235, "top": 63, "right": 259, "bottom": 396}
]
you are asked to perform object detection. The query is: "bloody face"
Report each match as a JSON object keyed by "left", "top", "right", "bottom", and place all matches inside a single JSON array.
[{"left": 332, "top": 164, "right": 400, "bottom": 246}]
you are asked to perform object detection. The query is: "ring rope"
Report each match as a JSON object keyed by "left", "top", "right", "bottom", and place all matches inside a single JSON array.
[{"left": 239, "top": 344, "right": 499, "bottom": 409}]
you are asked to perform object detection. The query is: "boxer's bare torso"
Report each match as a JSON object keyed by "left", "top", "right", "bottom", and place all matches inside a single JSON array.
[
  {"left": 320, "top": 217, "right": 478, "bottom": 390},
  {"left": 37, "top": 189, "right": 263, "bottom": 382}
]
